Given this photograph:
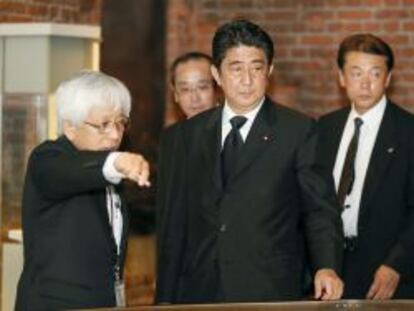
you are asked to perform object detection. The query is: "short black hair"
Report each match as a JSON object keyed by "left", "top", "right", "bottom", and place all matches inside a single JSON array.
[
  {"left": 337, "top": 33, "right": 394, "bottom": 71},
  {"left": 170, "top": 51, "right": 213, "bottom": 85},
  {"left": 212, "top": 19, "right": 274, "bottom": 68}
]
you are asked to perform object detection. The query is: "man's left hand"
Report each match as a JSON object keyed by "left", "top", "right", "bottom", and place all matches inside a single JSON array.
[
  {"left": 314, "top": 268, "right": 343, "bottom": 300},
  {"left": 366, "top": 265, "right": 400, "bottom": 300}
]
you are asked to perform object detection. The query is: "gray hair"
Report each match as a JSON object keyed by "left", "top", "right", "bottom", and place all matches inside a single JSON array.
[{"left": 56, "top": 70, "right": 131, "bottom": 132}]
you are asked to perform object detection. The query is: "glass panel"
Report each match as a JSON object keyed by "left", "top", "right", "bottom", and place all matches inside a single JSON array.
[{"left": 1, "top": 93, "right": 47, "bottom": 238}]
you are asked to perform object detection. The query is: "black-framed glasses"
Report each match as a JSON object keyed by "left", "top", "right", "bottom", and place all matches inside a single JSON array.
[{"left": 83, "top": 117, "right": 130, "bottom": 135}]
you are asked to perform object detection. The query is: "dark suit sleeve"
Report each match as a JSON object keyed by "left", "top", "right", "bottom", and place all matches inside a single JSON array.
[
  {"left": 297, "top": 121, "right": 344, "bottom": 274},
  {"left": 29, "top": 139, "right": 110, "bottom": 201},
  {"left": 383, "top": 121, "right": 414, "bottom": 278},
  {"left": 155, "top": 124, "right": 187, "bottom": 303}
]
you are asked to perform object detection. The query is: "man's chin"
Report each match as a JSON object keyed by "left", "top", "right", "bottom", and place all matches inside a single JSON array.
[{"left": 101, "top": 145, "right": 120, "bottom": 152}]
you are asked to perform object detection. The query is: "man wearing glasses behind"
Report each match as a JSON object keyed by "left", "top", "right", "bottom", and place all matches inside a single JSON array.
[
  {"left": 170, "top": 51, "right": 217, "bottom": 120},
  {"left": 15, "top": 70, "right": 151, "bottom": 310},
  {"left": 156, "top": 52, "right": 218, "bottom": 258}
]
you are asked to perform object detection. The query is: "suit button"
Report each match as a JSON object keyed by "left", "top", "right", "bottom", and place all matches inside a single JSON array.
[{"left": 219, "top": 224, "right": 227, "bottom": 232}]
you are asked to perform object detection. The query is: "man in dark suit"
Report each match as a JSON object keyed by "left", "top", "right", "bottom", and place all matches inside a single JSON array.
[
  {"left": 156, "top": 52, "right": 219, "bottom": 263},
  {"left": 316, "top": 34, "right": 414, "bottom": 299},
  {"left": 15, "top": 71, "right": 151, "bottom": 310},
  {"left": 156, "top": 19, "right": 344, "bottom": 304}
]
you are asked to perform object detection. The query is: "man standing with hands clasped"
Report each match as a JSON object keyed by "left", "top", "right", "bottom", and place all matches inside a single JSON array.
[
  {"left": 156, "top": 20, "right": 344, "bottom": 304},
  {"left": 316, "top": 34, "right": 414, "bottom": 299}
]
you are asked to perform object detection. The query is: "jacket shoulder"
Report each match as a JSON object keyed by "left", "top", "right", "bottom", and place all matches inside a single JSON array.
[
  {"left": 30, "top": 137, "right": 67, "bottom": 158},
  {"left": 388, "top": 101, "right": 414, "bottom": 121},
  {"left": 318, "top": 106, "right": 349, "bottom": 122},
  {"left": 272, "top": 101, "right": 313, "bottom": 123}
]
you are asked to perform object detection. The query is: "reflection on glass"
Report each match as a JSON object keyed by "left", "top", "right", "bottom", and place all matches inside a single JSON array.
[{"left": 1, "top": 94, "right": 47, "bottom": 238}]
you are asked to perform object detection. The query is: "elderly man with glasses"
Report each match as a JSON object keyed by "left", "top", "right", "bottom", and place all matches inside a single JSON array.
[{"left": 15, "top": 70, "right": 150, "bottom": 310}]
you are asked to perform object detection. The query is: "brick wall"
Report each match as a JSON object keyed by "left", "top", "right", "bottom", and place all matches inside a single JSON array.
[
  {"left": 166, "top": 0, "right": 414, "bottom": 122},
  {"left": 0, "top": 0, "right": 102, "bottom": 24}
]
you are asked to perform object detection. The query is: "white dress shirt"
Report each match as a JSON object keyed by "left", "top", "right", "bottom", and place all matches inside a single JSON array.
[
  {"left": 103, "top": 153, "right": 124, "bottom": 254},
  {"left": 221, "top": 97, "right": 265, "bottom": 147},
  {"left": 333, "top": 95, "right": 387, "bottom": 237}
]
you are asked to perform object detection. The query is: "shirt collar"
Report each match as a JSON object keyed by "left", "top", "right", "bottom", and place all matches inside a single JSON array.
[
  {"left": 222, "top": 97, "right": 265, "bottom": 126},
  {"left": 349, "top": 95, "right": 387, "bottom": 131}
]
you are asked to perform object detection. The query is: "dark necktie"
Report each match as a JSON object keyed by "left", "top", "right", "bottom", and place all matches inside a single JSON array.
[
  {"left": 337, "top": 117, "right": 364, "bottom": 209},
  {"left": 221, "top": 116, "right": 247, "bottom": 187}
]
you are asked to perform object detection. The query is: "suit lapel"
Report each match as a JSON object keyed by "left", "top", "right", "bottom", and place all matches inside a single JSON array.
[
  {"left": 202, "top": 107, "right": 224, "bottom": 195},
  {"left": 228, "top": 99, "right": 276, "bottom": 183},
  {"left": 360, "top": 102, "right": 398, "bottom": 218},
  {"left": 118, "top": 185, "right": 129, "bottom": 266},
  {"left": 96, "top": 191, "right": 114, "bottom": 245},
  {"left": 323, "top": 108, "right": 350, "bottom": 172}
]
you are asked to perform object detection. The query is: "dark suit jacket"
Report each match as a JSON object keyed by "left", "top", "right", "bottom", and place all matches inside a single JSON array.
[
  {"left": 15, "top": 136, "right": 129, "bottom": 311},
  {"left": 316, "top": 101, "right": 414, "bottom": 298},
  {"left": 156, "top": 98, "right": 343, "bottom": 303}
]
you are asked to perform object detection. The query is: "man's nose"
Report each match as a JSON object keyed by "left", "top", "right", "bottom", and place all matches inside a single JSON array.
[
  {"left": 360, "top": 74, "right": 371, "bottom": 89},
  {"left": 190, "top": 87, "right": 201, "bottom": 101},
  {"left": 107, "top": 125, "right": 123, "bottom": 140},
  {"left": 240, "top": 68, "right": 253, "bottom": 85}
]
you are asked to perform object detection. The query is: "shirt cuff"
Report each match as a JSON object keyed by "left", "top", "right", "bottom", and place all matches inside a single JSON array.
[{"left": 103, "top": 152, "right": 124, "bottom": 184}]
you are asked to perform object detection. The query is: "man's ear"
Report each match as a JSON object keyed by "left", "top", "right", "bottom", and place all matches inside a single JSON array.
[
  {"left": 338, "top": 69, "right": 346, "bottom": 87},
  {"left": 171, "top": 82, "right": 180, "bottom": 103},
  {"left": 268, "top": 63, "right": 274, "bottom": 77},
  {"left": 211, "top": 65, "right": 221, "bottom": 86},
  {"left": 385, "top": 71, "right": 392, "bottom": 88},
  {"left": 62, "top": 120, "right": 77, "bottom": 141}
]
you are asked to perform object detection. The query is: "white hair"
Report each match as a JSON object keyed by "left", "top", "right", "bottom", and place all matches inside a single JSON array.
[{"left": 56, "top": 70, "right": 131, "bottom": 132}]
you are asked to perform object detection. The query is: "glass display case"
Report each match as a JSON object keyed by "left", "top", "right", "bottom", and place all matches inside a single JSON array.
[{"left": 1, "top": 94, "right": 47, "bottom": 238}]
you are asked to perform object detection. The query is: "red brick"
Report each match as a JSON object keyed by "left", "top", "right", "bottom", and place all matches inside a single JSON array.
[
  {"left": 328, "top": 22, "right": 363, "bottom": 32},
  {"left": 383, "top": 21, "right": 400, "bottom": 31},
  {"left": 399, "top": 74, "right": 414, "bottom": 82},
  {"left": 397, "top": 48, "right": 414, "bottom": 57},
  {"left": 264, "top": 11, "right": 297, "bottom": 20},
  {"left": 376, "top": 9, "right": 409, "bottom": 19},
  {"left": 303, "top": 11, "right": 334, "bottom": 20},
  {"left": 276, "top": 35, "right": 297, "bottom": 45},
  {"left": 3, "top": 2, "right": 26, "bottom": 14},
  {"left": 27, "top": 4, "right": 48, "bottom": 17},
  {"left": 220, "top": 0, "right": 248, "bottom": 9},
  {"left": 382, "top": 35, "right": 409, "bottom": 45},
  {"left": 363, "top": 0, "right": 383, "bottom": 4},
  {"left": 309, "top": 48, "right": 335, "bottom": 59},
  {"left": 384, "top": 0, "right": 401, "bottom": 5},
  {"left": 403, "top": 21, "right": 414, "bottom": 31},
  {"left": 266, "top": 23, "right": 292, "bottom": 32},
  {"left": 291, "top": 23, "right": 306, "bottom": 32},
  {"left": 337, "top": 10, "right": 372, "bottom": 20},
  {"left": 301, "top": 35, "right": 333, "bottom": 45},
  {"left": 362, "top": 22, "right": 381, "bottom": 32},
  {"left": 291, "top": 48, "right": 308, "bottom": 58}
]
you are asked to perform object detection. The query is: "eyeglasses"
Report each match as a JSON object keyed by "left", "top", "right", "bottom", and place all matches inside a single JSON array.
[
  {"left": 83, "top": 117, "right": 130, "bottom": 135},
  {"left": 176, "top": 81, "right": 214, "bottom": 96}
]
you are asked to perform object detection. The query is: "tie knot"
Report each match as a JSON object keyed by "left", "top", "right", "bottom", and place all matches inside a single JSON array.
[
  {"left": 230, "top": 116, "right": 247, "bottom": 130},
  {"left": 354, "top": 117, "right": 363, "bottom": 129}
]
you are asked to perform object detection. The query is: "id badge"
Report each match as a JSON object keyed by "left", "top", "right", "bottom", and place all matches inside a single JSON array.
[{"left": 115, "top": 278, "right": 126, "bottom": 307}]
